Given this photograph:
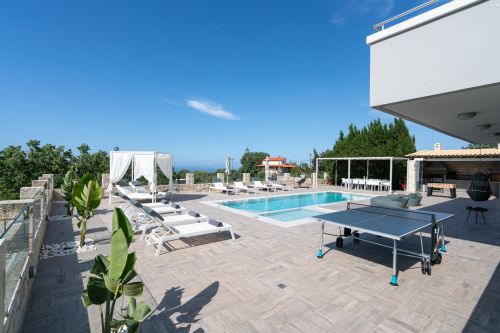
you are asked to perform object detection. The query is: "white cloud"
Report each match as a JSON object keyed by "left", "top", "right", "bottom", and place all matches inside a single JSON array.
[{"left": 186, "top": 99, "right": 239, "bottom": 120}]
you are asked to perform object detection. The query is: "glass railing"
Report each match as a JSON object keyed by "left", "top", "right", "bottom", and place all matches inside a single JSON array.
[
  {"left": 1, "top": 203, "right": 30, "bottom": 313},
  {"left": 32, "top": 188, "right": 45, "bottom": 238},
  {"left": 0, "top": 187, "right": 48, "bottom": 315},
  {"left": 373, "top": 0, "right": 439, "bottom": 31}
]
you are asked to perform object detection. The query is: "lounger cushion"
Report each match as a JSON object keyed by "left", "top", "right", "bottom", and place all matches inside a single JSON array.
[
  {"left": 170, "top": 203, "right": 181, "bottom": 209},
  {"left": 161, "top": 199, "right": 170, "bottom": 204},
  {"left": 370, "top": 196, "right": 408, "bottom": 209},
  {"left": 117, "top": 179, "right": 129, "bottom": 186},
  {"left": 142, "top": 206, "right": 164, "bottom": 221},
  {"left": 188, "top": 210, "right": 201, "bottom": 218},
  {"left": 208, "top": 219, "right": 223, "bottom": 227},
  {"left": 130, "top": 199, "right": 142, "bottom": 208}
]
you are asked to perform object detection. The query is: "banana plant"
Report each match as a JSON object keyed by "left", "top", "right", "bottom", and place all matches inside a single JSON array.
[
  {"left": 62, "top": 166, "right": 78, "bottom": 216},
  {"left": 82, "top": 208, "right": 151, "bottom": 333},
  {"left": 73, "top": 173, "right": 102, "bottom": 247}
]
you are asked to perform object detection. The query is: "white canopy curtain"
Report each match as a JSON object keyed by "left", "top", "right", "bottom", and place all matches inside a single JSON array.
[
  {"left": 133, "top": 153, "right": 157, "bottom": 192},
  {"left": 108, "top": 152, "right": 134, "bottom": 192},
  {"left": 108, "top": 151, "right": 174, "bottom": 203},
  {"left": 156, "top": 153, "right": 173, "bottom": 192}
]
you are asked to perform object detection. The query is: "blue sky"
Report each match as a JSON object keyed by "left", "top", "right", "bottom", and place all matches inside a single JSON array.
[{"left": 0, "top": 0, "right": 465, "bottom": 170}]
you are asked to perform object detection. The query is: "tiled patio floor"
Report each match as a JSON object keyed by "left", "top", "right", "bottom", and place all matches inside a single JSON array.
[{"left": 22, "top": 187, "right": 500, "bottom": 332}]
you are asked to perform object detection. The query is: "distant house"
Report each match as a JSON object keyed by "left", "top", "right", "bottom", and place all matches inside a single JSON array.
[{"left": 258, "top": 156, "right": 295, "bottom": 174}]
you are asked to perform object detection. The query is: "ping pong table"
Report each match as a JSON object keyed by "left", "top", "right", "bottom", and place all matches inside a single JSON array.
[{"left": 315, "top": 202, "right": 454, "bottom": 286}]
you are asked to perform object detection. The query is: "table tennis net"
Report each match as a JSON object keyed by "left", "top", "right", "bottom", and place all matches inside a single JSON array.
[{"left": 347, "top": 202, "right": 436, "bottom": 223}]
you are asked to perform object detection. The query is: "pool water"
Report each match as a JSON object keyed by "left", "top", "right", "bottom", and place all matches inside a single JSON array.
[
  {"left": 260, "top": 208, "right": 325, "bottom": 221},
  {"left": 221, "top": 192, "right": 369, "bottom": 213},
  {"left": 219, "top": 191, "right": 370, "bottom": 223}
]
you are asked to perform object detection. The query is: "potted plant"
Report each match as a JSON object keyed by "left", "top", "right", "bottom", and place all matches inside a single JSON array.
[
  {"left": 73, "top": 173, "right": 101, "bottom": 247},
  {"left": 82, "top": 208, "right": 151, "bottom": 332}
]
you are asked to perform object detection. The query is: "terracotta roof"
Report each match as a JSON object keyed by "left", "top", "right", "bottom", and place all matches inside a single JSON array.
[
  {"left": 268, "top": 157, "right": 286, "bottom": 161},
  {"left": 406, "top": 148, "right": 500, "bottom": 159}
]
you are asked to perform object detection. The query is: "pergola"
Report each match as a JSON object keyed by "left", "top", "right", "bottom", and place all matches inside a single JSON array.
[{"left": 314, "top": 156, "right": 409, "bottom": 192}]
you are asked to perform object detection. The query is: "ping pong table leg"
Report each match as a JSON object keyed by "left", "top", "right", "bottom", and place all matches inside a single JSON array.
[
  {"left": 440, "top": 223, "right": 447, "bottom": 252},
  {"left": 390, "top": 240, "right": 398, "bottom": 286},
  {"left": 317, "top": 221, "right": 325, "bottom": 258}
]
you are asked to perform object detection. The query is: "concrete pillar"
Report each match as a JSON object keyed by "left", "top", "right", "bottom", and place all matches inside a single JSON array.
[
  {"left": 216, "top": 173, "right": 225, "bottom": 183},
  {"left": 311, "top": 173, "right": 317, "bottom": 187},
  {"left": 186, "top": 173, "right": 195, "bottom": 190},
  {"left": 284, "top": 173, "right": 291, "bottom": 182},
  {"left": 242, "top": 173, "right": 251, "bottom": 184},
  {"left": 406, "top": 160, "right": 417, "bottom": 193}
]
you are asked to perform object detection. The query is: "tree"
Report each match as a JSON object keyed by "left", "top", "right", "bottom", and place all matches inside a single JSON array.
[
  {"left": 0, "top": 145, "right": 30, "bottom": 200},
  {"left": 75, "top": 144, "right": 109, "bottom": 179},
  {"left": 240, "top": 149, "right": 269, "bottom": 176},
  {"left": 318, "top": 118, "right": 416, "bottom": 189},
  {"left": 0, "top": 140, "right": 111, "bottom": 200}
]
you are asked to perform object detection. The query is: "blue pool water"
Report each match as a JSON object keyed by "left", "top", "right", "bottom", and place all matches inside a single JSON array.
[
  {"left": 260, "top": 208, "right": 325, "bottom": 222},
  {"left": 220, "top": 192, "right": 370, "bottom": 217}
]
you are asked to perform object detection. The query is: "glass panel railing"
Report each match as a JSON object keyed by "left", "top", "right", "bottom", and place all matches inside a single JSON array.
[{"left": 1, "top": 204, "right": 30, "bottom": 314}]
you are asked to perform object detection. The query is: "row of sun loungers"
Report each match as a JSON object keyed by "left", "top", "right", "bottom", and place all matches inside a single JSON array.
[
  {"left": 115, "top": 192, "right": 234, "bottom": 256},
  {"left": 209, "top": 180, "right": 291, "bottom": 195}
]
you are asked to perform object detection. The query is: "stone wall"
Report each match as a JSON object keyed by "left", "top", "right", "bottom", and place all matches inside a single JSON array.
[
  {"left": 101, "top": 173, "right": 111, "bottom": 198},
  {"left": 0, "top": 174, "right": 54, "bottom": 333},
  {"left": 242, "top": 173, "right": 251, "bottom": 184},
  {"left": 216, "top": 173, "right": 225, "bottom": 183}
]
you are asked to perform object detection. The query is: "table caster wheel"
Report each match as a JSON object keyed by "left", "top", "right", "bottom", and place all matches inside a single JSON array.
[{"left": 432, "top": 253, "right": 442, "bottom": 265}]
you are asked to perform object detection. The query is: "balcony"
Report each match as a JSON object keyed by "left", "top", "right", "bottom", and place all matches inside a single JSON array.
[{"left": 367, "top": 0, "right": 500, "bottom": 144}]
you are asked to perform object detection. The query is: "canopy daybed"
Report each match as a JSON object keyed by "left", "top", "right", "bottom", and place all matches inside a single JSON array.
[{"left": 108, "top": 151, "right": 174, "bottom": 203}]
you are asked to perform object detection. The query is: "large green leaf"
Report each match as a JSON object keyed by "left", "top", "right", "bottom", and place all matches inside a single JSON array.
[
  {"left": 127, "top": 297, "right": 137, "bottom": 318},
  {"left": 90, "top": 254, "right": 109, "bottom": 276},
  {"left": 133, "top": 302, "right": 151, "bottom": 321},
  {"left": 86, "top": 277, "right": 108, "bottom": 305},
  {"left": 122, "top": 282, "right": 143, "bottom": 297},
  {"left": 103, "top": 273, "right": 119, "bottom": 294},
  {"left": 109, "top": 228, "right": 129, "bottom": 281},
  {"left": 72, "top": 173, "right": 101, "bottom": 213},
  {"left": 112, "top": 208, "right": 133, "bottom": 246},
  {"left": 120, "top": 252, "right": 137, "bottom": 281},
  {"left": 124, "top": 319, "right": 140, "bottom": 333}
]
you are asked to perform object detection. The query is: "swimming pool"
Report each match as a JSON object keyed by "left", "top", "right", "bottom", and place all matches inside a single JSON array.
[{"left": 208, "top": 191, "right": 371, "bottom": 227}]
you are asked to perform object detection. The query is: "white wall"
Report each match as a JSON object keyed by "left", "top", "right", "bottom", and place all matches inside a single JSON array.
[{"left": 369, "top": 0, "right": 500, "bottom": 107}]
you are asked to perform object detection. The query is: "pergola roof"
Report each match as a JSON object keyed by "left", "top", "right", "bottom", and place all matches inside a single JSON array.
[
  {"left": 316, "top": 156, "right": 408, "bottom": 161},
  {"left": 406, "top": 148, "right": 500, "bottom": 159}
]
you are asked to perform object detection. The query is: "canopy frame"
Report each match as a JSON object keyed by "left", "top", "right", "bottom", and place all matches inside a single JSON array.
[
  {"left": 108, "top": 151, "right": 173, "bottom": 203},
  {"left": 314, "top": 156, "right": 409, "bottom": 193}
]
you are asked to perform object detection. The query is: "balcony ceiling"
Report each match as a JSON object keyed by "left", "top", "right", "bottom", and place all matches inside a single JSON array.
[{"left": 374, "top": 83, "right": 500, "bottom": 144}]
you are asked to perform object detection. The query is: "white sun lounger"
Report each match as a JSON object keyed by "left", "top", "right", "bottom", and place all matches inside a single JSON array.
[
  {"left": 116, "top": 184, "right": 172, "bottom": 202},
  {"left": 268, "top": 180, "right": 287, "bottom": 192},
  {"left": 251, "top": 180, "right": 273, "bottom": 191},
  {"left": 145, "top": 218, "right": 235, "bottom": 256},
  {"left": 209, "top": 182, "right": 235, "bottom": 195},
  {"left": 234, "top": 181, "right": 256, "bottom": 194},
  {"left": 136, "top": 206, "right": 208, "bottom": 240}
]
